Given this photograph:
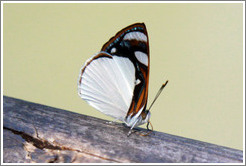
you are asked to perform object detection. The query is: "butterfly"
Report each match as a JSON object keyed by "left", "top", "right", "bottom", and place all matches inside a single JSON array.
[{"left": 78, "top": 23, "right": 168, "bottom": 136}]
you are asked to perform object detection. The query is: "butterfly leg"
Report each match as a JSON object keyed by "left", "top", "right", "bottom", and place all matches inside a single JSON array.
[
  {"left": 127, "top": 118, "right": 140, "bottom": 137},
  {"left": 146, "top": 121, "right": 151, "bottom": 130},
  {"left": 106, "top": 118, "right": 118, "bottom": 124},
  {"left": 127, "top": 129, "right": 133, "bottom": 137},
  {"left": 127, "top": 125, "right": 139, "bottom": 136}
]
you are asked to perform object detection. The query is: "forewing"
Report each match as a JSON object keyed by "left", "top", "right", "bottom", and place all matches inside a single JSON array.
[{"left": 101, "top": 23, "right": 150, "bottom": 118}]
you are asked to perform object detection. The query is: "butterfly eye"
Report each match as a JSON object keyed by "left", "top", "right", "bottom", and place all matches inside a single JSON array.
[{"left": 110, "top": 47, "right": 117, "bottom": 54}]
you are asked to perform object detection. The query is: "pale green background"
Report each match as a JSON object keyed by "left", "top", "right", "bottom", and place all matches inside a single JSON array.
[{"left": 3, "top": 3, "right": 243, "bottom": 150}]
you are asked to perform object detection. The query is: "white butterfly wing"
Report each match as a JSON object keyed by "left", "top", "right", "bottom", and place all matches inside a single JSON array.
[{"left": 78, "top": 52, "right": 136, "bottom": 121}]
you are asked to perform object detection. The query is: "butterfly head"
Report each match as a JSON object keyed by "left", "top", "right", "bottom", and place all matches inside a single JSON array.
[
  {"left": 142, "top": 110, "right": 151, "bottom": 124},
  {"left": 125, "top": 107, "right": 151, "bottom": 128}
]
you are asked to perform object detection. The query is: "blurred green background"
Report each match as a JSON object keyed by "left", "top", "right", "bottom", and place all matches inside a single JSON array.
[{"left": 3, "top": 3, "right": 243, "bottom": 150}]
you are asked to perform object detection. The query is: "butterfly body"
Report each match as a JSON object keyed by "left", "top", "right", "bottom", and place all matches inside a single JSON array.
[{"left": 78, "top": 23, "right": 150, "bottom": 132}]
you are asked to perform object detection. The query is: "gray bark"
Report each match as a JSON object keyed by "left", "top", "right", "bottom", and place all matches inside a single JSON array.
[{"left": 3, "top": 96, "right": 243, "bottom": 163}]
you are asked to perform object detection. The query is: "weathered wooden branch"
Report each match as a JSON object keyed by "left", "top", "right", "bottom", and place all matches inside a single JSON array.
[{"left": 3, "top": 96, "right": 243, "bottom": 163}]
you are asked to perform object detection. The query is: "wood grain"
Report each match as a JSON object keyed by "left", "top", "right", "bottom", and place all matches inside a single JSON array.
[{"left": 3, "top": 96, "right": 243, "bottom": 163}]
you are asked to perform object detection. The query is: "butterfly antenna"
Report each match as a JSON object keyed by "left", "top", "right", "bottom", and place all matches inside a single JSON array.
[{"left": 148, "top": 80, "right": 169, "bottom": 111}]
